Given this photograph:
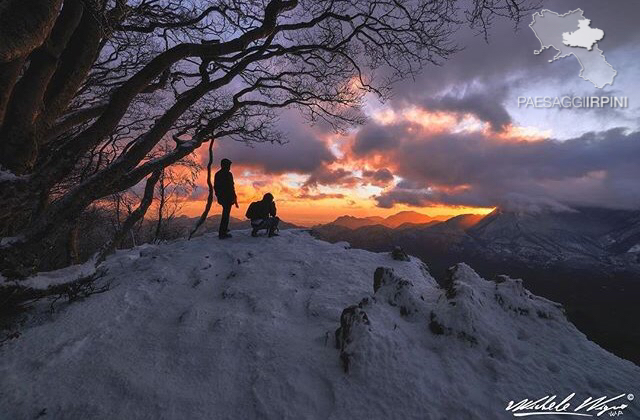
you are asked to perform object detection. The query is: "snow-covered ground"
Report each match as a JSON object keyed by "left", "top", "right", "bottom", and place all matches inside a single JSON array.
[{"left": 1, "top": 230, "right": 638, "bottom": 419}]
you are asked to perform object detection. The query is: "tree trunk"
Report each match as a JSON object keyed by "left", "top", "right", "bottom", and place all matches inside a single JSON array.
[
  {"left": 0, "top": 0, "right": 84, "bottom": 174},
  {"left": 98, "top": 170, "right": 161, "bottom": 262},
  {"left": 0, "top": 0, "right": 63, "bottom": 63},
  {"left": 67, "top": 222, "right": 80, "bottom": 264},
  {"left": 0, "top": 57, "right": 24, "bottom": 126},
  {"left": 0, "top": 178, "right": 41, "bottom": 236},
  {"left": 39, "top": 3, "right": 104, "bottom": 134},
  {"left": 189, "top": 139, "right": 215, "bottom": 239},
  {"left": 0, "top": 184, "right": 93, "bottom": 277},
  {"left": 154, "top": 170, "right": 165, "bottom": 242}
]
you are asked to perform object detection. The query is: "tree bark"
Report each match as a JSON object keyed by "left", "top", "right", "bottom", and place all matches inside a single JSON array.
[
  {"left": 0, "top": 182, "right": 94, "bottom": 277},
  {"left": 0, "top": 57, "right": 24, "bottom": 127},
  {"left": 0, "top": 0, "right": 84, "bottom": 173},
  {"left": 0, "top": 0, "right": 63, "bottom": 63},
  {"left": 39, "top": 3, "right": 104, "bottom": 134},
  {"left": 0, "top": 176, "right": 39, "bottom": 236}
]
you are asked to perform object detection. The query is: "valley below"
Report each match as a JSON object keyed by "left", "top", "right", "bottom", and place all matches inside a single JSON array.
[{"left": 312, "top": 208, "right": 640, "bottom": 365}]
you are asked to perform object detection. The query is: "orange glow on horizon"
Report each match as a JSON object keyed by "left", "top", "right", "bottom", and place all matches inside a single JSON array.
[
  {"left": 179, "top": 198, "right": 494, "bottom": 227},
  {"left": 173, "top": 104, "right": 550, "bottom": 227},
  {"left": 179, "top": 172, "right": 494, "bottom": 227}
]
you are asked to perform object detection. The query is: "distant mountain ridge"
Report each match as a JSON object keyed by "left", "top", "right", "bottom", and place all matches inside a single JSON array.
[
  {"left": 315, "top": 207, "right": 640, "bottom": 267},
  {"left": 325, "top": 211, "right": 449, "bottom": 230}
]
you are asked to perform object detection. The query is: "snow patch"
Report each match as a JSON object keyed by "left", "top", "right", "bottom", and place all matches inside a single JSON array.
[
  {"left": 0, "top": 168, "right": 19, "bottom": 182},
  {"left": 17, "top": 257, "right": 99, "bottom": 290},
  {"left": 628, "top": 243, "right": 640, "bottom": 253},
  {"left": 1, "top": 230, "right": 638, "bottom": 419}
]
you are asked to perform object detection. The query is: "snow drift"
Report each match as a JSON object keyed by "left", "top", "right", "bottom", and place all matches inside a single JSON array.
[{"left": 1, "top": 230, "right": 638, "bottom": 419}]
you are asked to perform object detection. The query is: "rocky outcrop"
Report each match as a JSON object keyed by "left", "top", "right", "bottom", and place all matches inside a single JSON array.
[{"left": 336, "top": 261, "right": 571, "bottom": 374}]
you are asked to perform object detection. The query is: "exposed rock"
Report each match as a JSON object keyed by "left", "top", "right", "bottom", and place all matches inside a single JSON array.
[
  {"left": 390, "top": 246, "right": 410, "bottom": 261},
  {"left": 335, "top": 305, "right": 370, "bottom": 373},
  {"left": 373, "top": 267, "right": 421, "bottom": 319}
]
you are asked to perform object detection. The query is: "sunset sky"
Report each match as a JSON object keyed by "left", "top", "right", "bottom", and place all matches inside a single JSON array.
[{"left": 182, "top": 0, "right": 640, "bottom": 226}]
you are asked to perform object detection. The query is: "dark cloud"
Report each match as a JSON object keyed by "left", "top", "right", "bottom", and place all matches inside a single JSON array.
[
  {"left": 303, "top": 166, "right": 394, "bottom": 190},
  {"left": 211, "top": 111, "right": 335, "bottom": 175},
  {"left": 353, "top": 122, "right": 411, "bottom": 156},
  {"left": 375, "top": 189, "right": 433, "bottom": 209},
  {"left": 252, "top": 180, "right": 270, "bottom": 189},
  {"left": 354, "top": 120, "right": 640, "bottom": 210},
  {"left": 362, "top": 168, "right": 394, "bottom": 186},
  {"left": 375, "top": 188, "right": 576, "bottom": 213},
  {"left": 303, "top": 167, "right": 359, "bottom": 188},
  {"left": 421, "top": 88, "right": 512, "bottom": 131},
  {"left": 352, "top": 126, "right": 392, "bottom": 156}
]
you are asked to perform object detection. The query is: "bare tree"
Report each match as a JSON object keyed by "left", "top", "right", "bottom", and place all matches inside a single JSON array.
[
  {"left": 98, "top": 169, "right": 162, "bottom": 262},
  {"left": 152, "top": 139, "right": 200, "bottom": 242},
  {"left": 0, "top": 0, "right": 534, "bottom": 277}
]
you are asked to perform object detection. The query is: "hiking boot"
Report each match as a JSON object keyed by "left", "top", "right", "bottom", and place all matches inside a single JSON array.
[
  {"left": 268, "top": 232, "right": 279, "bottom": 237},
  {"left": 218, "top": 233, "right": 233, "bottom": 240},
  {"left": 251, "top": 228, "right": 259, "bottom": 237}
]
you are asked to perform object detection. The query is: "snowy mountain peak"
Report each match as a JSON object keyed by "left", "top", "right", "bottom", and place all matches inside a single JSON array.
[{"left": 1, "top": 230, "right": 638, "bottom": 419}]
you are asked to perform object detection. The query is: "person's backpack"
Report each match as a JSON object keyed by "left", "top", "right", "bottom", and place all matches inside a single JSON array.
[{"left": 245, "top": 201, "right": 260, "bottom": 220}]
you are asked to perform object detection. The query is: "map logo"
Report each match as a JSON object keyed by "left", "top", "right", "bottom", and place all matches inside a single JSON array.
[{"left": 529, "top": 9, "right": 616, "bottom": 89}]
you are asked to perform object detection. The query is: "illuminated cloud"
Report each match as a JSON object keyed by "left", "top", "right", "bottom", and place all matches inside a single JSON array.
[{"left": 356, "top": 123, "right": 640, "bottom": 210}]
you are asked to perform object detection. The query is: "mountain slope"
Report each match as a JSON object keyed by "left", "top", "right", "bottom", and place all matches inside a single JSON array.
[
  {"left": 316, "top": 207, "right": 640, "bottom": 269},
  {"left": 382, "top": 210, "right": 448, "bottom": 228},
  {"left": 323, "top": 211, "right": 448, "bottom": 230},
  {"left": 329, "top": 215, "right": 386, "bottom": 229},
  {"left": 467, "top": 207, "right": 640, "bottom": 266},
  {"left": 602, "top": 213, "right": 640, "bottom": 255},
  {"left": 1, "top": 231, "right": 638, "bottom": 419}
]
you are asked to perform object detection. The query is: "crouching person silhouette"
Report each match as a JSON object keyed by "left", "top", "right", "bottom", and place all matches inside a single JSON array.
[
  {"left": 246, "top": 193, "right": 280, "bottom": 237},
  {"left": 213, "top": 158, "right": 238, "bottom": 240}
]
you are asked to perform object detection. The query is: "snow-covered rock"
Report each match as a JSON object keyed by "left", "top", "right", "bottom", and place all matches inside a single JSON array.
[
  {"left": 1, "top": 230, "right": 638, "bottom": 419},
  {"left": 0, "top": 168, "right": 21, "bottom": 182}
]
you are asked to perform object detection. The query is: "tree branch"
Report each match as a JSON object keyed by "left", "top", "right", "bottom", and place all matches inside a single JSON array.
[{"left": 97, "top": 169, "right": 162, "bottom": 262}]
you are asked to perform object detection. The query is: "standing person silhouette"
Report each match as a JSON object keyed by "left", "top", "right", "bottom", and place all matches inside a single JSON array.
[{"left": 213, "top": 158, "right": 238, "bottom": 239}]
